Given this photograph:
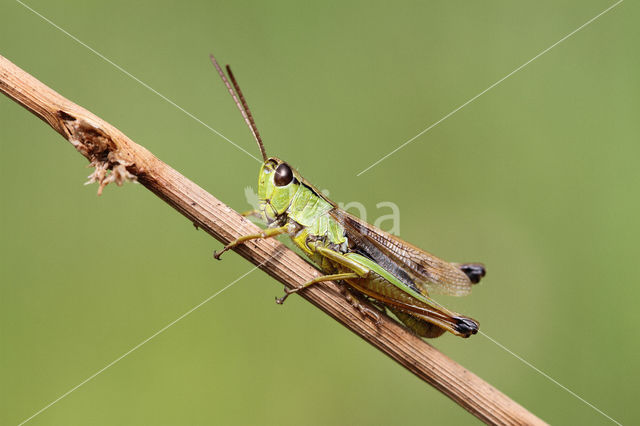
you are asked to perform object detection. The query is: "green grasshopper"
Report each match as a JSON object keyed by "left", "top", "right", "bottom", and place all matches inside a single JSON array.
[{"left": 210, "top": 55, "right": 484, "bottom": 338}]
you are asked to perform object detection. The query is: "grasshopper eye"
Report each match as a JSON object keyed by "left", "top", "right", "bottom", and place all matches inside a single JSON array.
[{"left": 274, "top": 163, "right": 294, "bottom": 186}]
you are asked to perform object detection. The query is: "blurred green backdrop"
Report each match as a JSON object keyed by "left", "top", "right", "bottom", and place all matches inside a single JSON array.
[{"left": 1, "top": 1, "right": 638, "bottom": 425}]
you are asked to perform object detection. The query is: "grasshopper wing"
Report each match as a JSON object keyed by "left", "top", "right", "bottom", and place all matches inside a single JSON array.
[{"left": 331, "top": 210, "right": 473, "bottom": 297}]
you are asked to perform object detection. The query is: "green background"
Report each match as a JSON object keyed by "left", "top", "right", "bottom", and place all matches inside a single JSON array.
[{"left": 1, "top": 1, "right": 638, "bottom": 425}]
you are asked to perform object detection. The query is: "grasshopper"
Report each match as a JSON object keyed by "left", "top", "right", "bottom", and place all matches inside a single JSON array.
[{"left": 210, "top": 55, "right": 484, "bottom": 338}]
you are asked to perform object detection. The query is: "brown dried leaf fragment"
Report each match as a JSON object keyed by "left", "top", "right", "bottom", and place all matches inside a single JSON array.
[{"left": 58, "top": 111, "right": 137, "bottom": 195}]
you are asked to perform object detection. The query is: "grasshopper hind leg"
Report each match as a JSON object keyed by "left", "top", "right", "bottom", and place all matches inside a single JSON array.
[{"left": 389, "top": 308, "right": 447, "bottom": 339}]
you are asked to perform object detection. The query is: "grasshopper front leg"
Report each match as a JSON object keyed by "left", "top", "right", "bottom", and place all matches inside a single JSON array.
[
  {"left": 240, "top": 209, "right": 263, "bottom": 220},
  {"left": 213, "top": 224, "right": 292, "bottom": 260}
]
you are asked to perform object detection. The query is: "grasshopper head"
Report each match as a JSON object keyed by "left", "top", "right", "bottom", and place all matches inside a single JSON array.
[
  {"left": 257, "top": 157, "right": 301, "bottom": 223},
  {"left": 209, "top": 56, "right": 302, "bottom": 223}
]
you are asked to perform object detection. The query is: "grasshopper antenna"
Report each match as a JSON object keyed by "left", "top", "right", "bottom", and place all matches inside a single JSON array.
[{"left": 209, "top": 54, "right": 267, "bottom": 161}]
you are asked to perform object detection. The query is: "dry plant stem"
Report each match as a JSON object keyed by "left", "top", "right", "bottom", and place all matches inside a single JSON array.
[{"left": 0, "top": 54, "right": 545, "bottom": 426}]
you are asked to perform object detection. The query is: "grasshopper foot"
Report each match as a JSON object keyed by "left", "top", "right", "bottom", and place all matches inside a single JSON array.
[
  {"left": 360, "top": 305, "right": 381, "bottom": 325},
  {"left": 275, "top": 287, "right": 295, "bottom": 305},
  {"left": 340, "top": 285, "right": 381, "bottom": 326},
  {"left": 362, "top": 304, "right": 381, "bottom": 325},
  {"left": 213, "top": 246, "right": 231, "bottom": 260}
]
